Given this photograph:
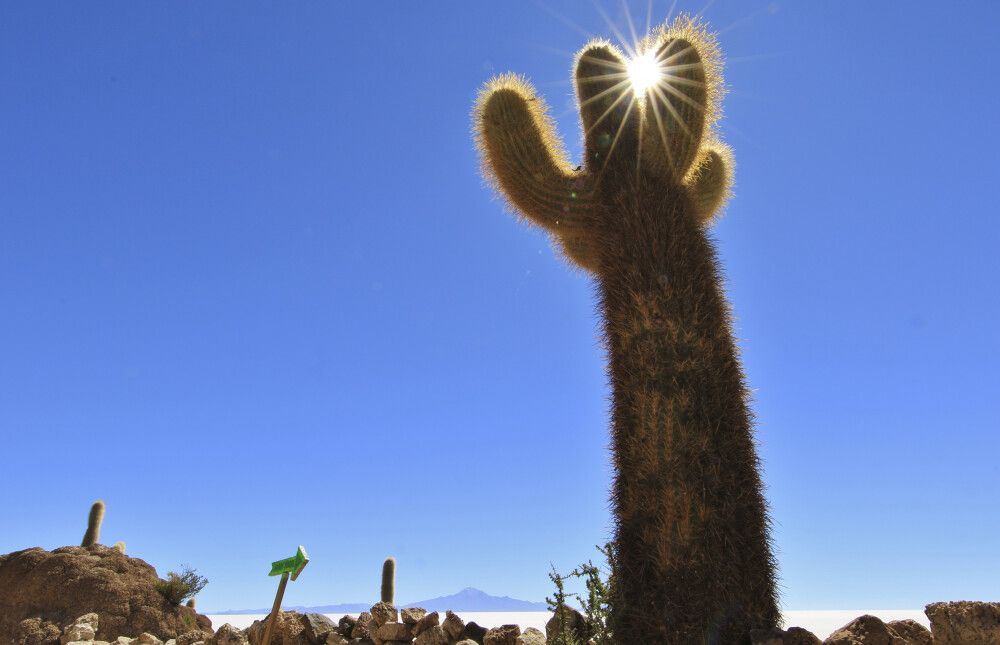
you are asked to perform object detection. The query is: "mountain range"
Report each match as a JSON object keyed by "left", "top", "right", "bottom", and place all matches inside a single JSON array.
[{"left": 211, "top": 587, "right": 549, "bottom": 615}]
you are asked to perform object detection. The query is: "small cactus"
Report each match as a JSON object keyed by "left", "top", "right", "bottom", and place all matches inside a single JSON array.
[
  {"left": 113, "top": 541, "right": 126, "bottom": 554},
  {"left": 186, "top": 598, "right": 196, "bottom": 610},
  {"left": 81, "top": 500, "right": 105, "bottom": 547},
  {"left": 380, "top": 556, "right": 396, "bottom": 605}
]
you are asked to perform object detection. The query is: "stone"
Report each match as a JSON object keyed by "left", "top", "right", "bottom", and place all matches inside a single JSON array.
[
  {"left": 400, "top": 609, "right": 426, "bottom": 626},
  {"left": 925, "top": 601, "right": 1000, "bottom": 645},
  {"left": 15, "top": 618, "right": 63, "bottom": 645},
  {"left": 61, "top": 624, "right": 96, "bottom": 645},
  {"left": 134, "top": 634, "right": 163, "bottom": 645},
  {"left": 208, "top": 624, "right": 247, "bottom": 645},
  {"left": 336, "top": 617, "right": 356, "bottom": 638},
  {"left": 301, "top": 615, "right": 337, "bottom": 644},
  {"left": 0, "top": 546, "right": 212, "bottom": 641},
  {"left": 455, "top": 642, "right": 478, "bottom": 645},
  {"left": 413, "top": 625, "right": 448, "bottom": 645},
  {"left": 751, "top": 626, "right": 821, "bottom": 644},
  {"left": 323, "top": 633, "right": 348, "bottom": 645},
  {"left": 74, "top": 616, "right": 100, "bottom": 632},
  {"left": 460, "top": 622, "right": 487, "bottom": 645},
  {"left": 823, "top": 615, "right": 905, "bottom": 645},
  {"left": 514, "top": 627, "right": 545, "bottom": 645},
  {"left": 412, "top": 613, "right": 439, "bottom": 637},
  {"left": 246, "top": 611, "right": 310, "bottom": 645},
  {"left": 369, "top": 603, "right": 397, "bottom": 630},
  {"left": 545, "top": 607, "right": 588, "bottom": 644},
  {"left": 164, "top": 640, "right": 176, "bottom": 645},
  {"left": 112, "top": 638, "right": 133, "bottom": 645},
  {"left": 177, "top": 631, "right": 213, "bottom": 645},
  {"left": 374, "top": 624, "right": 410, "bottom": 642},
  {"left": 483, "top": 625, "right": 520, "bottom": 645},
  {"left": 351, "top": 614, "right": 373, "bottom": 641},
  {"left": 442, "top": 612, "right": 465, "bottom": 641},
  {"left": 884, "top": 620, "right": 931, "bottom": 645}
]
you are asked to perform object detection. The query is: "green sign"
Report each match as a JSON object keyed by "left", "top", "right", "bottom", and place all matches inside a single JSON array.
[{"left": 268, "top": 545, "right": 309, "bottom": 581}]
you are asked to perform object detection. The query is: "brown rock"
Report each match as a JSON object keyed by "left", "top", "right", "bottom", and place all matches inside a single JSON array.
[
  {"left": 454, "top": 641, "right": 478, "bottom": 645},
  {"left": 823, "top": 615, "right": 905, "bottom": 645},
  {"left": 335, "top": 617, "right": 355, "bottom": 638},
  {"left": 350, "top": 613, "right": 374, "bottom": 641},
  {"left": 207, "top": 624, "right": 247, "bottom": 645},
  {"left": 751, "top": 626, "right": 821, "bottom": 644},
  {"left": 483, "top": 625, "right": 520, "bottom": 645},
  {"left": 884, "top": 620, "right": 931, "bottom": 645},
  {"left": 368, "top": 604, "right": 398, "bottom": 630},
  {"left": 374, "top": 623, "right": 411, "bottom": 641},
  {"left": 545, "top": 607, "right": 588, "bottom": 644},
  {"left": 0, "top": 546, "right": 212, "bottom": 642},
  {"left": 442, "top": 612, "right": 465, "bottom": 641},
  {"left": 400, "top": 609, "right": 426, "bottom": 626},
  {"left": 300, "top": 615, "right": 337, "bottom": 645},
  {"left": 460, "top": 622, "right": 487, "bottom": 645},
  {"left": 61, "top": 623, "right": 96, "bottom": 645},
  {"left": 413, "top": 625, "right": 448, "bottom": 645},
  {"left": 925, "top": 601, "right": 1000, "bottom": 645},
  {"left": 177, "top": 631, "right": 213, "bottom": 645},
  {"left": 514, "top": 627, "right": 545, "bottom": 645},
  {"left": 15, "top": 618, "right": 63, "bottom": 645},
  {"left": 134, "top": 634, "right": 162, "bottom": 645},
  {"left": 246, "top": 611, "right": 309, "bottom": 645},
  {"left": 413, "top": 613, "right": 439, "bottom": 638},
  {"left": 322, "top": 633, "right": 348, "bottom": 645}
]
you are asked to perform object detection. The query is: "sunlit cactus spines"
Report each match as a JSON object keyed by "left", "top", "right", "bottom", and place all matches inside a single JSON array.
[
  {"left": 474, "top": 15, "right": 778, "bottom": 644},
  {"left": 81, "top": 500, "right": 105, "bottom": 547},
  {"left": 381, "top": 556, "right": 396, "bottom": 605}
]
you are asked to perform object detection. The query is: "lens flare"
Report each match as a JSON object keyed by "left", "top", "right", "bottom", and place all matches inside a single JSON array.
[{"left": 627, "top": 50, "right": 660, "bottom": 96}]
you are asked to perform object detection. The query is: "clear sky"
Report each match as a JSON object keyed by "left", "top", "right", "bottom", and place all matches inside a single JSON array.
[{"left": 2, "top": 1, "right": 998, "bottom": 613}]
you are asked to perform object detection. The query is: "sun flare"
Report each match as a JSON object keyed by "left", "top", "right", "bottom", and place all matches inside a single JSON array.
[{"left": 626, "top": 50, "right": 661, "bottom": 96}]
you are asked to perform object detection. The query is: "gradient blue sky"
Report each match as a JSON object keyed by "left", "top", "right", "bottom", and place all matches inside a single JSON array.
[{"left": 2, "top": 1, "right": 998, "bottom": 612}]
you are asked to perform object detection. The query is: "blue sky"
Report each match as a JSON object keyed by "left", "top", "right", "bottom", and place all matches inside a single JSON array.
[{"left": 1, "top": 1, "right": 998, "bottom": 613}]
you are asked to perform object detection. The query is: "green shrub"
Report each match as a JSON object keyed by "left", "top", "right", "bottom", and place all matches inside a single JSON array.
[
  {"left": 546, "top": 544, "right": 615, "bottom": 645},
  {"left": 156, "top": 566, "right": 208, "bottom": 606}
]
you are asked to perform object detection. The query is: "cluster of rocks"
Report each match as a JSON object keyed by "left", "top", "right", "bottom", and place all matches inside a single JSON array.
[
  {"left": 12, "top": 613, "right": 213, "bottom": 645},
  {"left": 751, "top": 601, "right": 1000, "bottom": 645},
  {"left": 237, "top": 603, "right": 548, "bottom": 645}
]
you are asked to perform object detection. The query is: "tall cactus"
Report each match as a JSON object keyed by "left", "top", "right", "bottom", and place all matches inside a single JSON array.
[
  {"left": 81, "top": 500, "right": 105, "bottom": 547},
  {"left": 474, "top": 17, "right": 779, "bottom": 644},
  {"left": 381, "top": 556, "right": 396, "bottom": 605}
]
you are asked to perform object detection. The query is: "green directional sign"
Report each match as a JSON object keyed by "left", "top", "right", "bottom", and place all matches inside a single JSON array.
[{"left": 268, "top": 545, "right": 309, "bottom": 581}]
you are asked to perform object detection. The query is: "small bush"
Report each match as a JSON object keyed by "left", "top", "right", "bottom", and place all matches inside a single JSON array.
[
  {"left": 546, "top": 544, "right": 615, "bottom": 645},
  {"left": 156, "top": 566, "right": 208, "bottom": 606}
]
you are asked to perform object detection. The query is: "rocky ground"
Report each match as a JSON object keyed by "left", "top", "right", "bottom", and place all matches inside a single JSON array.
[{"left": 3, "top": 546, "right": 999, "bottom": 645}]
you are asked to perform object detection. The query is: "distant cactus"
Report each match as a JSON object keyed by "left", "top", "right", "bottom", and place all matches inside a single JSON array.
[
  {"left": 380, "top": 556, "right": 396, "bottom": 605},
  {"left": 186, "top": 598, "right": 196, "bottom": 610},
  {"left": 475, "top": 16, "right": 778, "bottom": 644},
  {"left": 81, "top": 500, "right": 105, "bottom": 547},
  {"left": 113, "top": 541, "right": 126, "bottom": 554}
]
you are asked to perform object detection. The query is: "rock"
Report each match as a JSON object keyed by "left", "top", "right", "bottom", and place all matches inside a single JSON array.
[
  {"left": 208, "top": 624, "right": 247, "bottom": 645},
  {"left": 0, "top": 546, "right": 212, "bottom": 641},
  {"left": 442, "top": 612, "right": 465, "bottom": 641},
  {"left": 165, "top": 640, "right": 176, "bottom": 645},
  {"left": 925, "top": 601, "right": 1000, "bottom": 645},
  {"left": 15, "top": 618, "right": 63, "bottom": 645},
  {"left": 751, "top": 626, "right": 821, "bottom": 644},
  {"left": 323, "top": 633, "right": 348, "bottom": 645},
  {"left": 413, "top": 613, "right": 439, "bottom": 638},
  {"left": 73, "top": 616, "right": 101, "bottom": 632},
  {"left": 112, "top": 638, "right": 133, "bottom": 645},
  {"left": 301, "top": 615, "right": 337, "bottom": 645},
  {"left": 400, "top": 609, "right": 426, "bottom": 626},
  {"left": 177, "top": 631, "right": 213, "bottom": 645},
  {"left": 134, "top": 634, "right": 163, "bottom": 645},
  {"left": 460, "top": 622, "right": 487, "bottom": 645},
  {"left": 514, "top": 627, "right": 545, "bottom": 645},
  {"left": 61, "top": 623, "right": 96, "bottom": 645},
  {"left": 351, "top": 614, "right": 374, "bottom": 641},
  {"left": 545, "top": 607, "right": 589, "bottom": 644},
  {"left": 884, "top": 620, "right": 931, "bottom": 645},
  {"left": 374, "top": 623, "right": 411, "bottom": 641},
  {"left": 246, "top": 611, "right": 310, "bottom": 645},
  {"left": 483, "top": 625, "right": 520, "bottom": 645},
  {"left": 413, "top": 625, "right": 448, "bottom": 645},
  {"left": 455, "top": 641, "right": 478, "bottom": 645},
  {"left": 336, "top": 617, "right": 356, "bottom": 638},
  {"left": 368, "top": 604, "right": 398, "bottom": 630},
  {"left": 823, "top": 615, "right": 905, "bottom": 645}
]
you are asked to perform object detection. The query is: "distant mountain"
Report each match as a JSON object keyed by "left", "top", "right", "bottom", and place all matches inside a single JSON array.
[{"left": 209, "top": 587, "right": 548, "bottom": 615}]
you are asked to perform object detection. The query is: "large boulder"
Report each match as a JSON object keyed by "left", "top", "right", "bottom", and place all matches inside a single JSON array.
[
  {"left": 884, "top": 620, "right": 931, "bottom": 645},
  {"left": 245, "top": 612, "right": 309, "bottom": 645},
  {"left": 751, "top": 626, "right": 821, "bottom": 644},
  {"left": 925, "top": 601, "right": 1000, "bottom": 645},
  {"left": 823, "top": 615, "right": 904, "bottom": 645},
  {"left": 545, "top": 607, "right": 588, "bottom": 644},
  {"left": 0, "top": 546, "right": 211, "bottom": 642},
  {"left": 482, "top": 625, "right": 519, "bottom": 645}
]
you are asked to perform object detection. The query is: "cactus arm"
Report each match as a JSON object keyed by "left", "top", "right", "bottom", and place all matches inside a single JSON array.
[
  {"left": 639, "top": 20, "right": 722, "bottom": 182},
  {"left": 81, "top": 500, "right": 105, "bottom": 547},
  {"left": 380, "top": 556, "right": 396, "bottom": 605},
  {"left": 574, "top": 43, "right": 640, "bottom": 174},
  {"left": 475, "top": 74, "right": 595, "bottom": 233},
  {"left": 685, "top": 143, "right": 733, "bottom": 222}
]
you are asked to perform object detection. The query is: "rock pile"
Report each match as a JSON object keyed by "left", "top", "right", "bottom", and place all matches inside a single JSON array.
[{"left": 0, "top": 545, "right": 212, "bottom": 643}]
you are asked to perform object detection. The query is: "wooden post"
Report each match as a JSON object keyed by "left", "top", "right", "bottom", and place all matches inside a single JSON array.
[{"left": 260, "top": 572, "right": 289, "bottom": 645}]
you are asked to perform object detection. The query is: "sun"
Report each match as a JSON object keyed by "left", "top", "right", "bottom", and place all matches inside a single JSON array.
[{"left": 626, "top": 50, "right": 661, "bottom": 97}]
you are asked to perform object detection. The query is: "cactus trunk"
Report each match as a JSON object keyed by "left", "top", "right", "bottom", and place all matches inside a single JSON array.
[
  {"left": 81, "top": 500, "right": 105, "bottom": 547},
  {"left": 381, "top": 557, "right": 396, "bottom": 605},
  {"left": 600, "top": 180, "right": 778, "bottom": 643}
]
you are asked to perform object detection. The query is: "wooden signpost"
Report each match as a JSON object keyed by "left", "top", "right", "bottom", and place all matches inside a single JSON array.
[{"left": 261, "top": 546, "right": 309, "bottom": 645}]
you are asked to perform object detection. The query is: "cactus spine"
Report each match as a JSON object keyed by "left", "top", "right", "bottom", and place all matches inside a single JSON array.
[
  {"left": 380, "top": 556, "right": 396, "bottom": 605},
  {"left": 81, "top": 500, "right": 105, "bottom": 547},
  {"left": 475, "top": 17, "right": 778, "bottom": 644}
]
